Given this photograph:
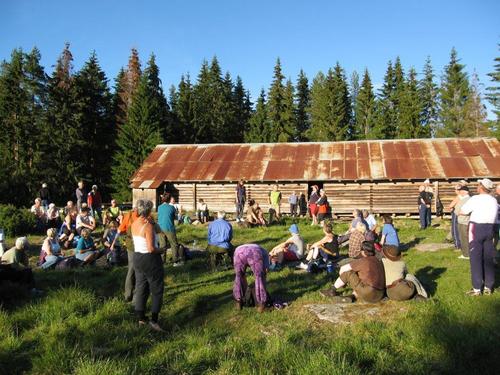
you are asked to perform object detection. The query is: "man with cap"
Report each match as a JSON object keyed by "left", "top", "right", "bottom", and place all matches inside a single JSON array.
[
  {"left": 269, "top": 224, "right": 305, "bottom": 268},
  {"left": 321, "top": 241, "right": 385, "bottom": 303},
  {"left": 460, "top": 179, "right": 498, "bottom": 296},
  {"left": 382, "top": 245, "right": 415, "bottom": 301}
]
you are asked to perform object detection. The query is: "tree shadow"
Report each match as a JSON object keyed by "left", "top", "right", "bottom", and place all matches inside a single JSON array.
[
  {"left": 400, "top": 236, "right": 424, "bottom": 252},
  {"left": 415, "top": 266, "right": 447, "bottom": 296}
]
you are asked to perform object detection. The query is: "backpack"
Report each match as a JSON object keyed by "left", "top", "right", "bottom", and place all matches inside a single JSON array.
[{"left": 55, "top": 256, "right": 80, "bottom": 270}]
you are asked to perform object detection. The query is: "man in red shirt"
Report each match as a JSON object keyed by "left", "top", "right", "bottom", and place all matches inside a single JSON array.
[{"left": 87, "top": 185, "right": 103, "bottom": 223}]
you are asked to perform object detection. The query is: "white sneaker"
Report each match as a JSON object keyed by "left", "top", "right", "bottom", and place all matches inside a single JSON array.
[
  {"left": 458, "top": 255, "right": 470, "bottom": 260},
  {"left": 296, "top": 262, "right": 308, "bottom": 270}
]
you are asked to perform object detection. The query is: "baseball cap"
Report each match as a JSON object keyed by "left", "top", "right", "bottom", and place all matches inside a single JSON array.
[
  {"left": 289, "top": 224, "right": 299, "bottom": 234},
  {"left": 477, "top": 178, "right": 494, "bottom": 190}
]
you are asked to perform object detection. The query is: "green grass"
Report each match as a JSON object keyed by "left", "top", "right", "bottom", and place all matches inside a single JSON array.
[{"left": 1, "top": 218, "right": 499, "bottom": 375}]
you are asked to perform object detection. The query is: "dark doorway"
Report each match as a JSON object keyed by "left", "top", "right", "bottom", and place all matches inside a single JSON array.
[{"left": 160, "top": 182, "right": 179, "bottom": 206}]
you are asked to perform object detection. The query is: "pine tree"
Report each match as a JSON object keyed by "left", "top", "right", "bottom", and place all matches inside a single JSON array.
[
  {"left": 331, "top": 63, "right": 352, "bottom": 140},
  {"left": 112, "top": 68, "right": 163, "bottom": 200},
  {"left": 463, "top": 72, "right": 488, "bottom": 137},
  {"left": 246, "top": 89, "right": 268, "bottom": 142},
  {"left": 419, "top": 57, "right": 437, "bottom": 137},
  {"left": 398, "top": 67, "right": 422, "bottom": 138},
  {"left": 112, "top": 68, "right": 127, "bottom": 128},
  {"left": 267, "top": 58, "right": 294, "bottom": 142},
  {"left": 282, "top": 78, "right": 297, "bottom": 142},
  {"left": 220, "top": 71, "right": 237, "bottom": 142},
  {"left": 350, "top": 70, "right": 360, "bottom": 134},
  {"left": 486, "top": 44, "right": 500, "bottom": 138},
  {"left": 354, "top": 69, "right": 376, "bottom": 139},
  {"left": 307, "top": 71, "right": 329, "bottom": 140},
  {"left": 295, "top": 69, "right": 310, "bottom": 141},
  {"left": 438, "top": 48, "right": 471, "bottom": 137}
]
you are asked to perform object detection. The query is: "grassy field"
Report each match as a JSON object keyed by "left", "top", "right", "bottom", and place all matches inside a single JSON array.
[{"left": 1, "top": 218, "right": 499, "bottom": 375}]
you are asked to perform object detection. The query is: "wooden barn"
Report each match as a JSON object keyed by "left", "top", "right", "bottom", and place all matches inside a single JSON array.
[{"left": 130, "top": 138, "right": 500, "bottom": 216}]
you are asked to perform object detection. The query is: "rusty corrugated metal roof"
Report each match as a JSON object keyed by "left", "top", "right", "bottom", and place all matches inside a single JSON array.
[{"left": 130, "top": 138, "right": 500, "bottom": 188}]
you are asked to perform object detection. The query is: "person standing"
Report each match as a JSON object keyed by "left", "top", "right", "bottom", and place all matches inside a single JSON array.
[
  {"left": 75, "top": 181, "right": 86, "bottom": 212},
  {"left": 38, "top": 183, "right": 50, "bottom": 210},
  {"left": 268, "top": 184, "right": 282, "bottom": 219},
  {"left": 460, "top": 179, "right": 498, "bottom": 296},
  {"left": 316, "top": 189, "right": 329, "bottom": 224},
  {"left": 233, "top": 244, "right": 270, "bottom": 313},
  {"left": 118, "top": 205, "right": 139, "bottom": 302},
  {"left": 455, "top": 186, "right": 471, "bottom": 259},
  {"left": 288, "top": 191, "right": 298, "bottom": 217},
  {"left": 87, "top": 185, "right": 103, "bottom": 222},
  {"left": 308, "top": 185, "right": 320, "bottom": 225},
  {"left": 131, "top": 199, "right": 165, "bottom": 331},
  {"left": 235, "top": 180, "right": 246, "bottom": 223},
  {"left": 423, "top": 179, "right": 433, "bottom": 227},
  {"left": 158, "top": 194, "right": 183, "bottom": 266}
]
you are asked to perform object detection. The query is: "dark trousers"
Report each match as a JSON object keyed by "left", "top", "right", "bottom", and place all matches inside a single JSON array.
[
  {"left": 426, "top": 205, "right": 432, "bottom": 227},
  {"left": 134, "top": 252, "right": 164, "bottom": 318},
  {"left": 494, "top": 223, "right": 499, "bottom": 250},
  {"left": 164, "top": 231, "right": 182, "bottom": 262},
  {"left": 451, "top": 212, "right": 461, "bottom": 249},
  {"left": 419, "top": 204, "right": 428, "bottom": 229},
  {"left": 469, "top": 222, "right": 495, "bottom": 290},
  {"left": 290, "top": 204, "right": 297, "bottom": 217},
  {"left": 124, "top": 251, "right": 135, "bottom": 301},
  {"left": 236, "top": 201, "right": 245, "bottom": 220}
]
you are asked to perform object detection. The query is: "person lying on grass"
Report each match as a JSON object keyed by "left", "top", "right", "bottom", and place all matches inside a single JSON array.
[
  {"left": 269, "top": 224, "right": 305, "bottom": 270},
  {"left": 297, "top": 222, "right": 340, "bottom": 270},
  {"left": 321, "top": 241, "right": 385, "bottom": 303},
  {"left": 75, "top": 228, "right": 101, "bottom": 265}
]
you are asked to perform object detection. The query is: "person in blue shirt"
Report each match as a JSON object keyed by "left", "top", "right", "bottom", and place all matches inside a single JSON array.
[
  {"left": 157, "top": 194, "right": 183, "bottom": 266},
  {"left": 380, "top": 215, "right": 400, "bottom": 248},
  {"left": 207, "top": 211, "right": 234, "bottom": 268},
  {"left": 75, "top": 228, "right": 99, "bottom": 264}
]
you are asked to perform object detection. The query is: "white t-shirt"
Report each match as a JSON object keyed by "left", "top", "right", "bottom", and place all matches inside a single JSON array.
[
  {"left": 460, "top": 194, "right": 498, "bottom": 224},
  {"left": 365, "top": 215, "right": 377, "bottom": 230}
]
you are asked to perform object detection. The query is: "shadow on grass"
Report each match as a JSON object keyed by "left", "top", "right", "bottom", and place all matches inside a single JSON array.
[
  {"left": 415, "top": 266, "right": 447, "bottom": 296},
  {"left": 400, "top": 236, "right": 424, "bottom": 252},
  {"left": 421, "top": 299, "right": 500, "bottom": 374}
]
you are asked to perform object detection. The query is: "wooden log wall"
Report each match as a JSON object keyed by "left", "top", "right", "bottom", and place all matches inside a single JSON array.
[
  {"left": 151, "top": 179, "right": 500, "bottom": 215},
  {"left": 132, "top": 188, "right": 158, "bottom": 209}
]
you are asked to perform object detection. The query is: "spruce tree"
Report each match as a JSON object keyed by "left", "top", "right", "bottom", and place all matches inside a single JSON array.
[
  {"left": 192, "top": 60, "right": 213, "bottom": 143},
  {"left": 112, "top": 68, "right": 127, "bottom": 128},
  {"left": 354, "top": 69, "right": 376, "bottom": 139},
  {"left": 438, "top": 48, "right": 471, "bottom": 137},
  {"left": 463, "top": 72, "right": 488, "bottom": 137},
  {"left": 73, "top": 52, "right": 113, "bottom": 193},
  {"left": 267, "top": 58, "right": 294, "bottom": 142},
  {"left": 233, "top": 76, "right": 251, "bottom": 142},
  {"left": 331, "top": 63, "right": 352, "bottom": 140},
  {"left": 295, "top": 69, "right": 310, "bottom": 141},
  {"left": 246, "top": 89, "right": 268, "bottom": 142},
  {"left": 172, "top": 74, "right": 195, "bottom": 143},
  {"left": 41, "top": 43, "right": 84, "bottom": 203},
  {"left": 419, "top": 57, "right": 437, "bottom": 137},
  {"left": 486, "top": 44, "right": 500, "bottom": 137},
  {"left": 398, "top": 67, "right": 422, "bottom": 138},
  {"left": 282, "top": 78, "right": 297, "bottom": 142},
  {"left": 306, "top": 71, "right": 329, "bottom": 141},
  {"left": 112, "top": 69, "right": 163, "bottom": 200},
  {"left": 373, "top": 60, "right": 397, "bottom": 138},
  {"left": 350, "top": 71, "right": 360, "bottom": 134}
]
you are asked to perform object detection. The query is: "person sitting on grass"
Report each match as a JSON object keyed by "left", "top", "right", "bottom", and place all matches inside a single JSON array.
[
  {"left": 75, "top": 228, "right": 100, "bottom": 265},
  {"left": 104, "top": 199, "right": 123, "bottom": 226},
  {"left": 102, "top": 221, "right": 122, "bottom": 265},
  {"left": 381, "top": 245, "right": 416, "bottom": 301},
  {"left": 380, "top": 215, "right": 400, "bottom": 248},
  {"left": 46, "top": 203, "right": 60, "bottom": 229},
  {"left": 233, "top": 243, "right": 270, "bottom": 313},
  {"left": 321, "top": 241, "right": 385, "bottom": 303},
  {"left": 297, "top": 222, "right": 340, "bottom": 270},
  {"left": 40, "top": 228, "right": 64, "bottom": 269},
  {"left": 0, "top": 237, "right": 40, "bottom": 295},
  {"left": 76, "top": 207, "right": 96, "bottom": 235},
  {"left": 59, "top": 208, "right": 78, "bottom": 248},
  {"left": 207, "top": 211, "right": 233, "bottom": 268},
  {"left": 347, "top": 222, "right": 367, "bottom": 260},
  {"left": 349, "top": 209, "right": 369, "bottom": 233},
  {"left": 269, "top": 224, "right": 305, "bottom": 270},
  {"left": 196, "top": 199, "right": 209, "bottom": 224},
  {"left": 31, "top": 198, "right": 46, "bottom": 231},
  {"left": 246, "top": 199, "right": 266, "bottom": 226}
]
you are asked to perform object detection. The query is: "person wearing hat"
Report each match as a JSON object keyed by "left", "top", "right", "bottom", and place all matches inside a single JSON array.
[
  {"left": 455, "top": 185, "right": 471, "bottom": 259},
  {"left": 87, "top": 185, "right": 103, "bottom": 223},
  {"left": 321, "top": 241, "right": 385, "bottom": 303},
  {"left": 460, "top": 178, "right": 498, "bottom": 296},
  {"left": 269, "top": 224, "right": 305, "bottom": 268},
  {"left": 382, "top": 245, "right": 415, "bottom": 301}
]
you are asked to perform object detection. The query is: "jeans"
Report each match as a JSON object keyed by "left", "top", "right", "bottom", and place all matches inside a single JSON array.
[
  {"left": 419, "top": 204, "right": 428, "bottom": 229},
  {"left": 426, "top": 205, "right": 432, "bottom": 227},
  {"left": 290, "top": 204, "right": 297, "bottom": 217},
  {"left": 451, "top": 212, "right": 461, "bottom": 249},
  {"left": 236, "top": 201, "right": 245, "bottom": 220},
  {"left": 42, "top": 255, "right": 63, "bottom": 269}
]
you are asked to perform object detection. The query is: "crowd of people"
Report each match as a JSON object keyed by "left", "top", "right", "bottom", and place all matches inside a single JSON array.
[{"left": 0, "top": 177, "right": 498, "bottom": 331}]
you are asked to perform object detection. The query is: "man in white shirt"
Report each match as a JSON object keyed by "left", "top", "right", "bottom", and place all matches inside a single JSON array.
[{"left": 460, "top": 178, "right": 498, "bottom": 296}]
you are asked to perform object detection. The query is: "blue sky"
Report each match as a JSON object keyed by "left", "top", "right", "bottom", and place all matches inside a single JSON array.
[{"left": 1, "top": 0, "right": 499, "bottom": 117}]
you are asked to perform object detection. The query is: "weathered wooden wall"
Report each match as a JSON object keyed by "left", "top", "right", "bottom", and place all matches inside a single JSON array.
[{"left": 134, "top": 179, "right": 500, "bottom": 216}]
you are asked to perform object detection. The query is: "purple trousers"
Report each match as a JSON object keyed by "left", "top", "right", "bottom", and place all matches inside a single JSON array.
[
  {"left": 469, "top": 222, "right": 495, "bottom": 290},
  {"left": 233, "top": 244, "right": 268, "bottom": 305}
]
